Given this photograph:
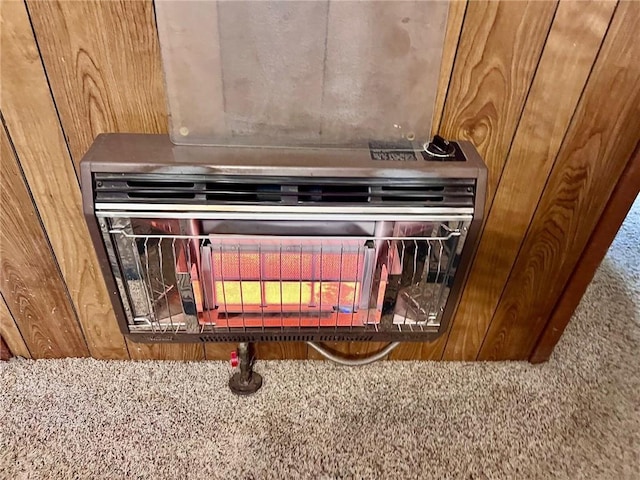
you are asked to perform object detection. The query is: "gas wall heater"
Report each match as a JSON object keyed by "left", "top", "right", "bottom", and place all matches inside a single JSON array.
[
  {"left": 82, "top": 134, "right": 486, "bottom": 392},
  {"left": 81, "top": 1, "right": 487, "bottom": 393}
]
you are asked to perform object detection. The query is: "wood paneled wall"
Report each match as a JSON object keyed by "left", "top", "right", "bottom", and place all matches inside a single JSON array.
[{"left": 1, "top": 0, "right": 638, "bottom": 361}]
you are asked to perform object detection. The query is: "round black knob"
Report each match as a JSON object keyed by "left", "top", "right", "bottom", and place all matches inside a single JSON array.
[{"left": 424, "top": 135, "right": 455, "bottom": 160}]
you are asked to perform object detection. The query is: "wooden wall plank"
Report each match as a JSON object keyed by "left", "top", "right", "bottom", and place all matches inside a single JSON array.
[
  {"left": 0, "top": 126, "right": 89, "bottom": 359},
  {"left": 394, "top": 0, "right": 558, "bottom": 360},
  {"left": 204, "top": 343, "right": 237, "bottom": 361},
  {"left": 206, "top": 342, "right": 308, "bottom": 361},
  {"left": 0, "top": 294, "right": 31, "bottom": 359},
  {"left": 26, "top": 0, "right": 168, "bottom": 169},
  {"left": 1, "top": 0, "right": 128, "bottom": 359},
  {"left": 25, "top": 0, "right": 206, "bottom": 360},
  {"left": 531, "top": 141, "right": 640, "bottom": 363},
  {"left": 0, "top": 337, "right": 11, "bottom": 361},
  {"left": 442, "top": 0, "right": 616, "bottom": 360},
  {"left": 255, "top": 342, "right": 308, "bottom": 360},
  {"left": 386, "top": 342, "right": 421, "bottom": 361},
  {"left": 479, "top": 1, "right": 640, "bottom": 360},
  {"left": 127, "top": 340, "right": 205, "bottom": 362},
  {"left": 388, "top": 338, "right": 447, "bottom": 361},
  {"left": 438, "top": 0, "right": 558, "bottom": 206},
  {"left": 431, "top": 0, "right": 467, "bottom": 136}
]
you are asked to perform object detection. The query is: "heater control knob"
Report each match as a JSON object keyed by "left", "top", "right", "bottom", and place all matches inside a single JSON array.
[{"left": 423, "top": 135, "right": 456, "bottom": 160}]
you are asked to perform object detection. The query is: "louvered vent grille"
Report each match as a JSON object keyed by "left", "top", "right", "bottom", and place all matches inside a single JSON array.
[{"left": 94, "top": 174, "right": 475, "bottom": 207}]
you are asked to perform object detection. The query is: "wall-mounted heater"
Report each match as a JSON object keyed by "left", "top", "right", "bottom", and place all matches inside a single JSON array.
[
  {"left": 81, "top": 1, "right": 486, "bottom": 394},
  {"left": 81, "top": 134, "right": 485, "bottom": 392}
]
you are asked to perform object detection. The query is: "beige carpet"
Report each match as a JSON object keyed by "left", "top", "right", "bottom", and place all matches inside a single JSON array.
[{"left": 1, "top": 198, "right": 638, "bottom": 479}]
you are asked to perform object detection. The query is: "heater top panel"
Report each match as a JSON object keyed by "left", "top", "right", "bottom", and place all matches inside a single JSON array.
[
  {"left": 155, "top": 0, "right": 449, "bottom": 148},
  {"left": 82, "top": 134, "right": 486, "bottom": 179},
  {"left": 81, "top": 134, "right": 486, "bottom": 221}
]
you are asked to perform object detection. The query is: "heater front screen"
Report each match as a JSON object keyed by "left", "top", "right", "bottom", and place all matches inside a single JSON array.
[{"left": 105, "top": 217, "right": 468, "bottom": 333}]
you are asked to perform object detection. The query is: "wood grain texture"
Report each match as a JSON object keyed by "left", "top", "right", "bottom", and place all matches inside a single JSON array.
[
  {"left": 442, "top": 0, "right": 616, "bottom": 360},
  {"left": 387, "top": 341, "right": 423, "bottom": 361},
  {"left": 0, "top": 294, "right": 31, "bottom": 359},
  {"left": 389, "top": 335, "right": 449, "bottom": 361},
  {"left": 0, "top": 337, "right": 11, "bottom": 361},
  {"left": 431, "top": 0, "right": 467, "bottom": 136},
  {"left": 25, "top": 0, "right": 206, "bottom": 361},
  {"left": 1, "top": 0, "right": 128, "bottom": 359},
  {"left": 479, "top": 1, "right": 640, "bottom": 360},
  {"left": 127, "top": 340, "right": 205, "bottom": 361},
  {"left": 255, "top": 342, "right": 308, "bottom": 360},
  {"left": 204, "top": 343, "right": 238, "bottom": 361},
  {"left": 438, "top": 0, "right": 557, "bottom": 206},
  {"left": 0, "top": 126, "right": 89, "bottom": 359},
  {"left": 530, "top": 140, "right": 640, "bottom": 363},
  {"left": 26, "top": 0, "right": 168, "bottom": 168},
  {"left": 417, "top": 0, "right": 557, "bottom": 360}
]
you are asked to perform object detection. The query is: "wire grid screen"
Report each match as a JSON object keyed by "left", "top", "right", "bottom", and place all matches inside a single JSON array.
[{"left": 108, "top": 220, "right": 467, "bottom": 335}]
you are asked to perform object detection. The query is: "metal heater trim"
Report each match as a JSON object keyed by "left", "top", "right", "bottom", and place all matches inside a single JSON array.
[
  {"left": 97, "top": 211, "right": 474, "bottom": 222},
  {"left": 95, "top": 203, "right": 475, "bottom": 215}
]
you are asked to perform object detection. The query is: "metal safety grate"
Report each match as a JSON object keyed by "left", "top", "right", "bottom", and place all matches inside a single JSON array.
[{"left": 103, "top": 218, "right": 469, "bottom": 338}]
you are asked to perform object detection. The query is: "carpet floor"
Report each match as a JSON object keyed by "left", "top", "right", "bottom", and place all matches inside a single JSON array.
[{"left": 1, "top": 198, "right": 639, "bottom": 479}]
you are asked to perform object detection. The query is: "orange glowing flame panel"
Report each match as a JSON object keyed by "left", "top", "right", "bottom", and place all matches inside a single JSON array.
[{"left": 198, "top": 239, "right": 371, "bottom": 326}]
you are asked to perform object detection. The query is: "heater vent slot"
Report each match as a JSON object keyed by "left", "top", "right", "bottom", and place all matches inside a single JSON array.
[
  {"left": 95, "top": 174, "right": 475, "bottom": 207},
  {"left": 205, "top": 183, "right": 284, "bottom": 203},
  {"left": 127, "top": 180, "right": 196, "bottom": 189},
  {"left": 199, "top": 335, "right": 248, "bottom": 343},
  {"left": 378, "top": 185, "right": 445, "bottom": 203},
  {"left": 318, "top": 334, "right": 375, "bottom": 342},
  {"left": 197, "top": 334, "right": 377, "bottom": 342},
  {"left": 127, "top": 191, "right": 197, "bottom": 200},
  {"left": 298, "top": 185, "right": 370, "bottom": 203}
]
